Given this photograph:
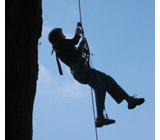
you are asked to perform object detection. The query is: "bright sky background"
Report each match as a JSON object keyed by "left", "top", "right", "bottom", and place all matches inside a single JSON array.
[{"left": 33, "top": 0, "right": 155, "bottom": 140}]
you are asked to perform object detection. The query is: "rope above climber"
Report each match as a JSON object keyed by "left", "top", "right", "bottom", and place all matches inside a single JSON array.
[{"left": 48, "top": 25, "right": 145, "bottom": 128}]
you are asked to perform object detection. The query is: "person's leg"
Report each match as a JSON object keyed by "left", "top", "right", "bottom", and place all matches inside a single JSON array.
[
  {"left": 86, "top": 69, "right": 106, "bottom": 118},
  {"left": 94, "top": 89, "right": 106, "bottom": 118},
  {"left": 92, "top": 69, "right": 145, "bottom": 109},
  {"left": 87, "top": 69, "right": 115, "bottom": 127},
  {"left": 93, "top": 70, "right": 130, "bottom": 103}
]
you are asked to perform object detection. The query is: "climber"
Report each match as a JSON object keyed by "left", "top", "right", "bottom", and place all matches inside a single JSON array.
[{"left": 48, "top": 27, "right": 145, "bottom": 128}]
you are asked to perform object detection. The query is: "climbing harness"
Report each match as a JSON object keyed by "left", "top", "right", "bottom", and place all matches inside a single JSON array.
[
  {"left": 77, "top": 22, "right": 90, "bottom": 64},
  {"left": 50, "top": 47, "right": 63, "bottom": 75}
]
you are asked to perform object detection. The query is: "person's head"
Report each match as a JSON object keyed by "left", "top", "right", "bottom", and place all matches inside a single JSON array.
[{"left": 48, "top": 28, "right": 65, "bottom": 44}]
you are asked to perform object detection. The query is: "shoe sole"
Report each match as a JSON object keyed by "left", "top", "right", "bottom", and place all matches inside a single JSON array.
[{"left": 96, "top": 120, "right": 115, "bottom": 128}]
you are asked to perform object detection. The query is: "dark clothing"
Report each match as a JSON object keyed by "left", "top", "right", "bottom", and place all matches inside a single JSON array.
[
  {"left": 54, "top": 34, "right": 82, "bottom": 67},
  {"left": 87, "top": 69, "right": 128, "bottom": 114},
  {"left": 53, "top": 34, "right": 129, "bottom": 118}
]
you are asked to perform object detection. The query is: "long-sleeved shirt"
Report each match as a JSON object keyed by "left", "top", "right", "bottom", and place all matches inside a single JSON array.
[{"left": 53, "top": 34, "right": 83, "bottom": 67}]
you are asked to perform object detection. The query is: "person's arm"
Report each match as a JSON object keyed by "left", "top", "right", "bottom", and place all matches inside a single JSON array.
[{"left": 58, "top": 28, "right": 82, "bottom": 46}]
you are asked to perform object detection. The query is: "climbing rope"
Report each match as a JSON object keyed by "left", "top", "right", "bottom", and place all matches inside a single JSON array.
[
  {"left": 78, "top": 0, "right": 82, "bottom": 24},
  {"left": 91, "top": 88, "right": 99, "bottom": 140},
  {"left": 78, "top": 1, "right": 99, "bottom": 140},
  {"left": 77, "top": 0, "right": 90, "bottom": 61}
]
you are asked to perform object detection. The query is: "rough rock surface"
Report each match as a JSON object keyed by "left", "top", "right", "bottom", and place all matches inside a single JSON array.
[{"left": 6, "top": 0, "right": 42, "bottom": 139}]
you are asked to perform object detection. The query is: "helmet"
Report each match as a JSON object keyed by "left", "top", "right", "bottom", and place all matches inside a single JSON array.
[{"left": 48, "top": 28, "right": 62, "bottom": 44}]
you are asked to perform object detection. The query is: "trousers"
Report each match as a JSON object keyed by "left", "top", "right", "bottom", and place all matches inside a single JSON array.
[
  {"left": 86, "top": 69, "right": 128, "bottom": 112},
  {"left": 71, "top": 62, "right": 129, "bottom": 115}
]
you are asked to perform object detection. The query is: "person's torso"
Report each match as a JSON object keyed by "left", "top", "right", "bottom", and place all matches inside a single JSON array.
[{"left": 54, "top": 36, "right": 82, "bottom": 67}]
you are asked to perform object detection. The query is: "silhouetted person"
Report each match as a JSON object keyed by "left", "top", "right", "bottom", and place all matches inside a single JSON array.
[{"left": 48, "top": 27, "right": 145, "bottom": 127}]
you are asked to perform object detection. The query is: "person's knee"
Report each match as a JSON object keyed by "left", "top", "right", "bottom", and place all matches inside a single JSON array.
[
  {"left": 105, "top": 75, "right": 118, "bottom": 89},
  {"left": 106, "top": 75, "right": 115, "bottom": 81}
]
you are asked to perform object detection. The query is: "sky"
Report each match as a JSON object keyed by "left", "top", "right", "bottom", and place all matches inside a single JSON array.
[{"left": 32, "top": 0, "right": 155, "bottom": 140}]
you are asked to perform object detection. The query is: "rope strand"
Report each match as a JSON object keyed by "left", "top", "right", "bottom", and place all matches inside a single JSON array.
[
  {"left": 78, "top": 0, "right": 82, "bottom": 24},
  {"left": 91, "top": 88, "right": 99, "bottom": 140},
  {"left": 78, "top": 1, "right": 99, "bottom": 140}
]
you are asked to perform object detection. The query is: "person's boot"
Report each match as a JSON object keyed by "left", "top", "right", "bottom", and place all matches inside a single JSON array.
[
  {"left": 95, "top": 117, "right": 115, "bottom": 128},
  {"left": 128, "top": 96, "right": 145, "bottom": 109}
]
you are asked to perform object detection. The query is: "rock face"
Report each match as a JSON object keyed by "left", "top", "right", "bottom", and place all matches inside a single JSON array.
[{"left": 6, "top": 0, "right": 42, "bottom": 140}]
